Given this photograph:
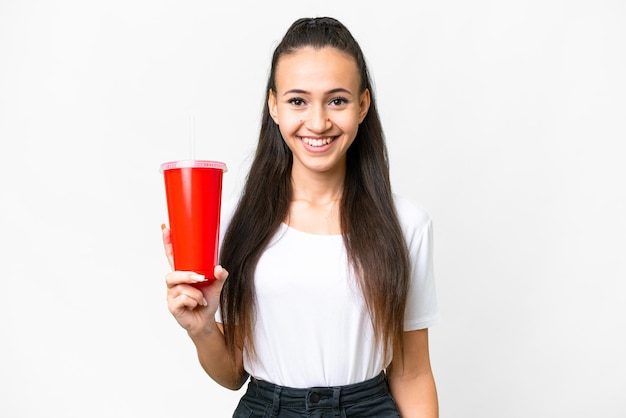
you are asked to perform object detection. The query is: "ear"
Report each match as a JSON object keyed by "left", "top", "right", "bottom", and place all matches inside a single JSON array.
[
  {"left": 268, "top": 89, "right": 279, "bottom": 124},
  {"left": 358, "top": 89, "right": 371, "bottom": 123}
]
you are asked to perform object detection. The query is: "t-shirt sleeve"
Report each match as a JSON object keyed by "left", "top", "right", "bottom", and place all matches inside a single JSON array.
[{"left": 395, "top": 195, "right": 440, "bottom": 331}]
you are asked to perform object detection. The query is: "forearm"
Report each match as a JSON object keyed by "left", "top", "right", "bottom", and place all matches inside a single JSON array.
[
  {"left": 388, "top": 370, "right": 438, "bottom": 418},
  {"left": 188, "top": 320, "right": 248, "bottom": 390}
]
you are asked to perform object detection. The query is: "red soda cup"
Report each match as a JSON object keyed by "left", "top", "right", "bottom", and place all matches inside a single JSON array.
[{"left": 160, "top": 160, "right": 227, "bottom": 285}]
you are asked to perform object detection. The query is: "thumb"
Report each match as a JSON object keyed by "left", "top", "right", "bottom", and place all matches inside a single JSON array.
[
  {"left": 207, "top": 265, "right": 229, "bottom": 298},
  {"left": 161, "top": 224, "right": 175, "bottom": 270}
]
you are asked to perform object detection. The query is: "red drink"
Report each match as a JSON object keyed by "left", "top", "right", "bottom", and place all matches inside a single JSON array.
[{"left": 160, "top": 160, "right": 227, "bottom": 285}]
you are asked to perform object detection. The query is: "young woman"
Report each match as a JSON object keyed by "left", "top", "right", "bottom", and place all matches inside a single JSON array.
[{"left": 163, "top": 17, "right": 439, "bottom": 417}]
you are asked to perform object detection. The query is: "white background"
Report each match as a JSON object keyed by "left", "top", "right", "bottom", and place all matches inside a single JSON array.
[{"left": 1, "top": 0, "right": 625, "bottom": 417}]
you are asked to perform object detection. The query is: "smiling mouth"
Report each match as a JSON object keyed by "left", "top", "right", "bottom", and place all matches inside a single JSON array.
[{"left": 300, "top": 136, "right": 336, "bottom": 147}]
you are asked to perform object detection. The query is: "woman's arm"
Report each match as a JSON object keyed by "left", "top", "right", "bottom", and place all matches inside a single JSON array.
[
  {"left": 163, "top": 226, "right": 247, "bottom": 390},
  {"left": 187, "top": 318, "right": 248, "bottom": 390},
  {"left": 387, "top": 329, "right": 438, "bottom": 418}
]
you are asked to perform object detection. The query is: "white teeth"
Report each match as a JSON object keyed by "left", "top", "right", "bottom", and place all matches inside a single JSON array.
[{"left": 302, "top": 137, "right": 334, "bottom": 147}]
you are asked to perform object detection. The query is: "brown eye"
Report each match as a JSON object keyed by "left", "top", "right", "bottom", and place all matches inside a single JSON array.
[
  {"left": 329, "top": 97, "right": 348, "bottom": 106},
  {"left": 288, "top": 98, "right": 305, "bottom": 106}
]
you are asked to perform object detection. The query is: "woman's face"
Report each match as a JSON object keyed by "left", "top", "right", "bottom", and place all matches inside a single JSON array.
[{"left": 268, "top": 47, "right": 370, "bottom": 178}]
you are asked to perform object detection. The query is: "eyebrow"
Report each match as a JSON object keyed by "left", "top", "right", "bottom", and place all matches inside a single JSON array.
[{"left": 282, "top": 87, "right": 353, "bottom": 96}]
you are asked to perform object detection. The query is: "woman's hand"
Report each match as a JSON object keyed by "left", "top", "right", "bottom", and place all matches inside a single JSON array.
[{"left": 162, "top": 225, "right": 229, "bottom": 336}]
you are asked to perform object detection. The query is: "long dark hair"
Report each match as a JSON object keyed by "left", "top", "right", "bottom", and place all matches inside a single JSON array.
[{"left": 219, "top": 17, "right": 411, "bottom": 368}]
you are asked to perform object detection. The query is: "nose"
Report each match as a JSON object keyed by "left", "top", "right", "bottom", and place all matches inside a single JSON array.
[{"left": 304, "top": 105, "right": 331, "bottom": 132}]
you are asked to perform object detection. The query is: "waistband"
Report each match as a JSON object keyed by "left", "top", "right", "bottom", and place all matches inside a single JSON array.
[{"left": 245, "top": 372, "right": 389, "bottom": 411}]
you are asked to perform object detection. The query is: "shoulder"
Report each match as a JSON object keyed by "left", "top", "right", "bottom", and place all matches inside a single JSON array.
[
  {"left": 392, "top": 194, "right": 432, "bottom": 232},
  {"left": 392, "top": 194, "right": 433, "bottom": 251}
]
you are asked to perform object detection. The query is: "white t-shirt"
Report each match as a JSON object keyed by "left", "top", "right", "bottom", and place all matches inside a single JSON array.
[{"left": 217, "top": 194, "right": 438, "bottom": 388}]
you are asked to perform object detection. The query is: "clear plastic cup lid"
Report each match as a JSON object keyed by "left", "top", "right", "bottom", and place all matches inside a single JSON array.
[{"left": 160, "top": 160, "right": 228, "bottom": 172}]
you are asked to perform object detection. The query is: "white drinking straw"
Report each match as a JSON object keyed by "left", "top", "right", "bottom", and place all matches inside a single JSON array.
[{"left": 189, "top": 113, "right": 196, "bottom": 161}]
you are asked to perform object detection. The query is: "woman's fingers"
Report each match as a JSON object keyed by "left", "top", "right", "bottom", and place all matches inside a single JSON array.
[
  {"left": 167, "top": 276, "right": 209, "bottom": 314},
  {"left": 165, "top": 267, "right": 227, "bottom": 332},
  {"left": 203, "top": 265, "right": 229, "bottom": 299},
  {"left": 214, "top": 265, "right": 229, "bottom": 281},
  {"left": 165, "top": 270, "right": 208, "bottom": 288},
  {"left": 169, "top": 290, "right": 208, "bottom": 310},
  {"left": 161, "top": 224, "right": 175, "bottom": 270}
]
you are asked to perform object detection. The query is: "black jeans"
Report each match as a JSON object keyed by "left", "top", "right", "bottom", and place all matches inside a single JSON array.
[{"left": 232, "top": 372, "right": 401, "bottom": 418}]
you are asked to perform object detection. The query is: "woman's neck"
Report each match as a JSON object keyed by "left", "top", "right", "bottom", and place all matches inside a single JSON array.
[
  {"left": 287, "top": 165, "right": 345, "bottom": 235},
  {"left": 289, "top": 163, "right": 345, "bottom": 205}
]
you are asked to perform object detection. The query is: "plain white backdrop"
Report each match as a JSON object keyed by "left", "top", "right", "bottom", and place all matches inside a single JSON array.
[{"left": 1, "top": 0, "right": 625, "bottom": 417}]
